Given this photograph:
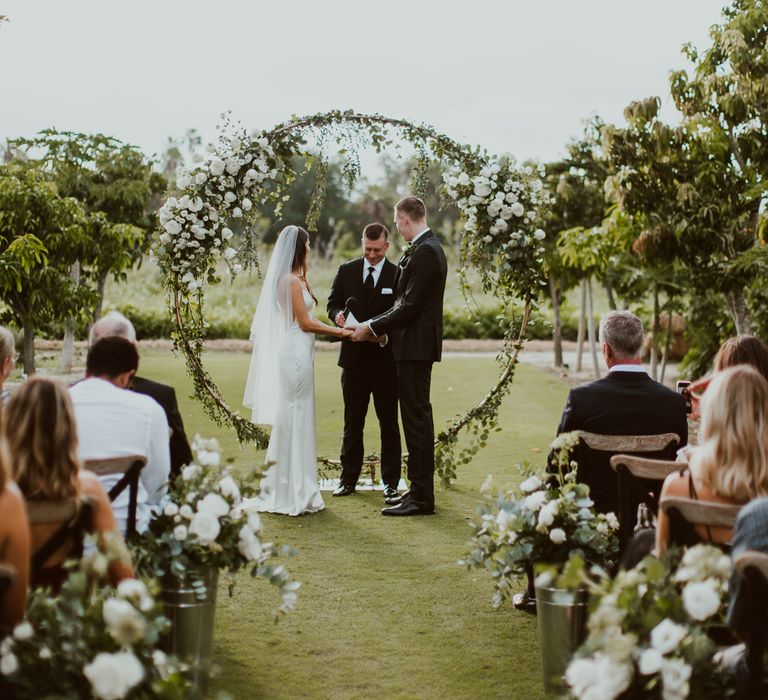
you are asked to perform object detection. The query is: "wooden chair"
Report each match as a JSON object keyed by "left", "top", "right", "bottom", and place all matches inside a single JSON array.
[
  {"left": 609, "top": 455, "right": 680, "bottom": 555},
  {"left": 84, "top": 455, "right": 147, "bottom": 537},
  {"left": 733, "top": 551, "right": 768, "bottom": 697},
  {"left": 659, "top": 497, "right": 742, "bottom": 549},
  {"left": 576, "top": 431, "right": 680, "bottom": 453},
  {"left": 26, "top": 496, "right": 94, "bottom": 587}
]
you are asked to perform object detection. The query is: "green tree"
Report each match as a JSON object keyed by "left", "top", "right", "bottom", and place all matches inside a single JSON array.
[{"left": 0, "top": 164, "right": 89, "bottom": 373}]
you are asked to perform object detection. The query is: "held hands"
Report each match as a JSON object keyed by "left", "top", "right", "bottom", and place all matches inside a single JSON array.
[
  {"left": 338, "top": 327, "right": 354, "bottom": 339},
  {"left": 350, "top": 324, "right": 373, "bottom": 343}
]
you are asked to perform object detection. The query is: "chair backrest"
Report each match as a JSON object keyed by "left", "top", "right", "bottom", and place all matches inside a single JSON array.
[
  {"left": 577, "top": 431, "right": 680, "bottom": 453},
  {"left": 660, "top": 496, "right": 742, "bottom": 549},
  {"left": 733, "top": 551, "right": 768, "bottom": 697},
  {"left": 25, "top": 496, "right": 95, "bottom": 588},
  {"left": 610, "top": 455, "right": 680, "bottom": 554},
  {"left": 84, "top": 455, "right": 146, "bottom": 537}
]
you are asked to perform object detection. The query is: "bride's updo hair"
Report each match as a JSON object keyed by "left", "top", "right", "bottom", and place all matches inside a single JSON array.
[{"left": 291, "top": 226, "right": 317, "bottom": 304}]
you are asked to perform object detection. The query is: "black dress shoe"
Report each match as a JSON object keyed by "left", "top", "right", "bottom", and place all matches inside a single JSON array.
[
  {"left": 332, "top": 483, "right": 356, "bottom": 497},
  {"left": 383, "top": 485, "right": 398, "bottom": 501},
  {"left": 512, "top": 590, "right": 537, "bottom": 614},
  {"left": 381, "top": 500, "right": 434, "bottom": 516},
  {"left": 384, "top": 488, "right": 409, "bottom": 505}
]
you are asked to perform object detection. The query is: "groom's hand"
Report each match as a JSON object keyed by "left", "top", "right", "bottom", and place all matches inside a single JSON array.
[
  {"left": 334, "top": 311, "right": 346, "bottom": 327},
  {"left": 350, "top": 324, "right": 373, "bottom": 342}
]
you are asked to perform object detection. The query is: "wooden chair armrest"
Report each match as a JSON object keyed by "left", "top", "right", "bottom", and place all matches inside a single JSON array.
[
  {"left": 610, "top": 455, "right": 680, "bottom": 480},
  {"left": 660, "top": 497, "right": 742, "bottom": 529},
  {"left": 84, "top": 455, "right": 147, "bottom": 475},
  {"left": 577, "top": 431, "right": 680, "bottom": 452}
]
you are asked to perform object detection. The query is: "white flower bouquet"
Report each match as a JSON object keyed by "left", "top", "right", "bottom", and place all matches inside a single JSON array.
[
  {"left": 0, "top": 553, "right": 188, "bottom": 699},
  {"left": 131, "top": 435, "right": 298, "bottom": 613},
  {"left": 460, "top": 433, "right": 619, "bottom": 607},
  {"left": 564, "top": 545, "right": 736, "bottom": 700}
]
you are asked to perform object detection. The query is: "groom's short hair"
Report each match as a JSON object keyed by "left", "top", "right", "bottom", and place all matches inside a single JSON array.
[
  {"left": 395, "top": 196, "right": 426, "bottom": 222},
  {"left": 363, "top": 223, "right": 389, "bottom": 241}
]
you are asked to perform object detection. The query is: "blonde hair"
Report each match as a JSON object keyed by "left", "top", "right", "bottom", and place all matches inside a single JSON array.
[
  {"left": 5, "top": 376, "right": 81, "bottom": 500},
  {"left": 691, "top": 365, "right": 768, "bottom": 502}
]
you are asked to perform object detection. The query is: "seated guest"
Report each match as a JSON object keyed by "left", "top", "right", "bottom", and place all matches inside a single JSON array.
[
  {"left": 728, "top": 496, "right": 768, "bottom": 640},
  {"left": 90, "top": 311, "right": 193, "bottom": 478},
  {"left": 0, "top": 438, "right": 29, "bottom": 626},
  {"left": 547, "top": 310, "right": 688, "bottom": 514},
  {"left": 6, "top": 377, "right": 133, "bottom": 591},
  {"left": 688, "top": 334, "right": 768, "bottom": 420},
  {"left": 69, "top": 337, "right": 170, "bottom": 534},
  {"left": 0, "top": 326, "right": 15, "bottom": 405},
  {"left": 657, "top": 366, "right": 768, "bottom": 555}
]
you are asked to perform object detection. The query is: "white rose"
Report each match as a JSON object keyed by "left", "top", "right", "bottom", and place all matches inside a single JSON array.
[
  {"left": 84, "top": 651, "right": 145, "bottom": 700},
  {"left": 197, "top": 449, "right": 221, "bottom": 467},
  {"left": 218, "top": 475, "right": 240, "bottom": 500},
  {"left": 102, "top": 598, "right": 147, "bottom": 646},
  {"left": 596, "top": 654, "right": 633, "bottom": 697},
  {"left": 223, "top": 247, "right": 237, "bottom": 260},
  {"left": 238, "top": 525, "right": 264, "bottom": 561},
  {"left": 549, "top": 528, "right": 566, "bottom": 545},
  {"left": 164, "top": 503, "right": 179, "bottom": 517},
  {"left": 159, "top": 232, "right": 171, "bottom": 244},
  {"left": 247, "top": 512, "right": 262, "bottom": 532},
  {"left": 0, "top": 638, "right": 12, "bottom": 655},
  {"left": 537, "top": 501, "right": 557, "bottom": 530},
  {"left": 116, "top": 578, "right": 149, "bottom": 601},
  {"left": 0, "top": 653, "right": 18, "bottom": 676},
  {"left": 164, "top": 220, "right": 182, "bottom": 236},
  {"left": 195, "top": 172, "right": 207, "bottom": 185},
  {"left": 173, "top": 524, "right": 188, "bottom": 541},
  {"left": 638, "top": 647, "right": 663, "bottom": 675},
  {"left": 565, "top": 657, "right": 595, "bottom": 696},
  {"left": 495, "top": 509, "right": 514, "bottom": 531},
  {"left": 483, "top": 235, "right": 493, "bottom": 243},
  {"left": 233, "top": 263, "right": 243, "bottom": 275},
  {"left": 682, "top": 581, "right": 720, "bottom": 621},
  {"left": 197, "top": 493, "right": 229, "bottom": 517},
  {"left": 181, "top": 464, "right": 200, "bottom": 482},
  {"left": 472, "top": 177, "right": 492, "bottom": 198},
  {"left": 660, "top": 657, "right": 691, "bottom": 698},
  {"left": 650, "top": 619, "right": 687, "bottom": 655},
  {"left": 209, "top": 157, "right": 226, "bottom": 177},
  {"left": 510, "top": 202, "right": 524, "bottom": 217},
  {"left": 523, "top": 491, "right": 548, "bottom": 512},
  {"left": 222, "top": 227, "right": 234, "bottom": 240},
  {"left": 189, "top": 511, "right": 221, "bottom": 545},
  {"left": 242, "top": 197, "right": 253, "bottom": 211},
  {"left": 606, "top": 512, "right": 619, "bottom": 530},
  {"left": 12, "top": 622, "right": 33, "bottom": 641},
  {"left": 519, "top": 475, "right": 542, "bottom": 493},
  {"left": 179, "top": 504, "right": 194, "bottom": 519},
  {"left": 224, "top": 191, "right": 236, "bottom": 204},
  {"left": 39, "top": 646, "right": 52, "bottom": 660},
  {"left": 457, "top": 172, "right": 470, "bottom": 186},
  {"left": 232, "top": 207, "right": 243, "bottom": 218},
  {"left": 534, "top": 229, "right": 546, "bottom": 241}
]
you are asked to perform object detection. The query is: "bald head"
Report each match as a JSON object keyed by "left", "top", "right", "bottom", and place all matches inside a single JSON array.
[{"left": 89, "top": 311, "right": 137, "bottom": 346}]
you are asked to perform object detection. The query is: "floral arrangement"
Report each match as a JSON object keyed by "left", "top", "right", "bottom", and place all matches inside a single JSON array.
[
  {"left": 460, "top": 432, "right": 619, "bottom": 606},
  {"left": 0, "top": 551, "right": 188, "bottom": 699},
  {"left": 442, "top": 154, "right": 548, "bottom": 300},
  {"left": 564, "top": 545, "right": 737, "bottom": 700},
  {"left": 131, "top": 435, "right": 298, "bottom": 613}
]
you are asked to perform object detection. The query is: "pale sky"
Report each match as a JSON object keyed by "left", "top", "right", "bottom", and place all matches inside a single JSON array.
[{"left": 1, "top": 1, "right": 726, "bottom": 167}]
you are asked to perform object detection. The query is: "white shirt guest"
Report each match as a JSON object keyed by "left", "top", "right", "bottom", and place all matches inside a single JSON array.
[{"left": 69, "top": 337, "right": 170, "bottom": 534}]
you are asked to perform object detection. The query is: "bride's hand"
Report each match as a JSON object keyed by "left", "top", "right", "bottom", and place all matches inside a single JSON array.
[{"left": 339, "top": 327, "right": 354, "bottom": 339}]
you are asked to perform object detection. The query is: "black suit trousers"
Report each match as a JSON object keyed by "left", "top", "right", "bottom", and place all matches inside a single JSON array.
[
  {"left": 397, "top": 361, "right": 435, "bottom": 506},
  {"left": 340, "top": 361, "right": 401, "bottom": 487}
]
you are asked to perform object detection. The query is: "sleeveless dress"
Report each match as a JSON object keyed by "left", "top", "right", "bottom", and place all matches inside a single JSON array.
[{"left": 253, "top": 287, "right": 325, "bottom": 516}]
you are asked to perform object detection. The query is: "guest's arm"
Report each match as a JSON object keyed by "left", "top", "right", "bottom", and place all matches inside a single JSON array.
[{"left": 0, "top": 484, "right": 29, "bottom": 627}]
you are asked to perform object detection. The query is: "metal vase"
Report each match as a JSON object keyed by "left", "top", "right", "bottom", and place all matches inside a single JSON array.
[
  {"left": 534, "top": 584, "right": 589, "bottom": 695},
  {"left": 160, "top": 566, "right": 219, "bottom": 696}
]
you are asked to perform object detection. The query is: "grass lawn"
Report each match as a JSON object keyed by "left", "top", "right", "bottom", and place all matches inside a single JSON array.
[{"left": 139, "top": 349, "right": 570, "bottom": 699}]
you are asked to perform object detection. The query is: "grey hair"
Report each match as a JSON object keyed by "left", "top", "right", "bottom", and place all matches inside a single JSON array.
[
  {"left": 89, "top": 311, "right": 137, "bottom": 345},
  {"left": 0, "top": 326, "right": 14, "bottom": 364},
  {"left": 598, "top": 310, "right": 643, "bottom": 359}
]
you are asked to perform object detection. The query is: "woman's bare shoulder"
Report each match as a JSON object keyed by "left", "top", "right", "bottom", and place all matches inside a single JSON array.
[{"left": 661, "top": 468, "right": 689, "bottom": 496}]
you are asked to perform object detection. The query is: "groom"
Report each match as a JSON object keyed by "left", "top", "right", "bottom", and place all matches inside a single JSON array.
[
  {"left": 327, "top": 223, "right": 402, "bottom": 500},
  {"left": 351, "top": 196, "right": 447, "bottom": 516}
]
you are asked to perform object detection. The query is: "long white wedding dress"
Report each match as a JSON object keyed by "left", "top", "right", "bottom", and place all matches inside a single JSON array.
[{"left": 248, "top": 286, "right": 325, "bottom": 516}]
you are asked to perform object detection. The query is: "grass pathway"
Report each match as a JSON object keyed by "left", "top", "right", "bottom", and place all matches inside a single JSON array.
[{"left": 139, "top": 350, "right": 569, "bottom": 699}]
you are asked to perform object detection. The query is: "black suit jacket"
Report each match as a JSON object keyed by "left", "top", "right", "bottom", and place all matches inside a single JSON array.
[
  {"left": 327, "top": 257, "right": 398, "bottom": 369},
  {"left": 548, "top": 371, "right": 688, "bottom": 513},
  {"left": 130, "top": 375, "right": 193, "bottom": 477},
  {"left": 368, "top": 230, "right": 448, "bottom": 363}
]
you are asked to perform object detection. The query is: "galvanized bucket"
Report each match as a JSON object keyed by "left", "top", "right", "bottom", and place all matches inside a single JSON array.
[
  {"left": 160, "top": 566, "right": 219, "bottom": 695},
  {"left": 534, "top": 584, "right": 589, "bottom": 694}
]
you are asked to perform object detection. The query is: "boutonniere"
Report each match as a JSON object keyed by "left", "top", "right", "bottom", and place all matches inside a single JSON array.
[{"left": 399, "top": 242, "right": 415, "bottom": 265}]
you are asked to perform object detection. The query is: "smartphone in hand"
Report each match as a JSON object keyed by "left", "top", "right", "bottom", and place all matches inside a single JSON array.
[{"left": 676, "top": 380, "right": 692, "bottom": 414}]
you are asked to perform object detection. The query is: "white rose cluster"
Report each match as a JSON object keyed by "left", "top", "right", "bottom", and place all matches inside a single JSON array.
[
  {"left": 84, "top": 650, "right": 145, "bottom": 700},
  {"left": 156, "top": 131, "right": 277, "bottom": 289},
  {"left": 565, "top": 653, "right": 632, "bottom": 700}
]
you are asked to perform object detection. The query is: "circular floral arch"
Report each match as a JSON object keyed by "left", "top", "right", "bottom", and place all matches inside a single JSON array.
[{"left": 156, "top": 111, "right": 547, "bottom": 483}]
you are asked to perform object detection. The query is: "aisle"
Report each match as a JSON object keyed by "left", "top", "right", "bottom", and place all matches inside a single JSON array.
[{"left": 140, "top": 351, "right": 569, "bottom": 699}]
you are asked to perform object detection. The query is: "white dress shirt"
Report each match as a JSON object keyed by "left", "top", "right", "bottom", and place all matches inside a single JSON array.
[
  {"left": 411, "top": 227, "right": 430, "bottom": 244},
  {"left": 609, "top": 363, "right": 647, "bottom": 373},
  {"left": 362, "top": 257, "right": 386, "bottom": 286},
  {"left": 69, "top": 377, "right": 171, "bottom": 534}
]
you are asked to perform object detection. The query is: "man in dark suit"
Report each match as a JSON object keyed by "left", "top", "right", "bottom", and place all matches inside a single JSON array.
[
  {"left": 327, "top": 223, "right": 401, "bottom": 500},
  {"left": 90, "top": 311, "right": 193, "bottom": 479},
  {"left": 350, "top": 196, "right": 448, "bottom": 516}
]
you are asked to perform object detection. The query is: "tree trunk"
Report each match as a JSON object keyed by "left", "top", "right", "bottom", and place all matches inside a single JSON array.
[
  {"left": 549, "top": 275, "right": 563, "bottom": 368},
  {"left": 650, "top": 283, "right": 660, "bottom": 381},
  {"left": 660, "top": 308, "right": 673, "bottom": 384},
  {"left": 604, "top": 275, "right": 617, "bottom": 311},
  {"left": 725, "top": 289, "right": 751, "bottom": 335},
  {"left": 92, "top": 268, "right": 109, "bottom": 324},
  {"left": 22, "top": 315, "right": 35, "bottom": 375},
  {"left": 576, "top": 278, "right": 587, "bottom": 372},
  {"left": 587, "top": 278, "right": 600, "bottom": 378},
  {"left": 60, "top": 261, "right": 80, "bottom": 372}
]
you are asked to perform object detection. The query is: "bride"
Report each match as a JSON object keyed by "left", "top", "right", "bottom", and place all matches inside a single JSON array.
[{"left": 243, "top": 225, "right": 352, "bottom": 515}]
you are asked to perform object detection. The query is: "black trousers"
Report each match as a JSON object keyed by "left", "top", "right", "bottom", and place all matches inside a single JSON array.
[
  {"left": 397, "top": 361, "right": 435, "bottom": 506},
  {"left": 340, "top": 361, "right": 401, "bottom": 488}
]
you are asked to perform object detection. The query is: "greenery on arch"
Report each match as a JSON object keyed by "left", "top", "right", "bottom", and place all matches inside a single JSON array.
[{"left": 155, "top": 110, "right": 548, "bottom": 483}]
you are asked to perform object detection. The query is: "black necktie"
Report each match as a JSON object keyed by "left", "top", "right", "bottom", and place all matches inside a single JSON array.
[{"left": 364, "top": 266, "right": 375, "bottom": 292}]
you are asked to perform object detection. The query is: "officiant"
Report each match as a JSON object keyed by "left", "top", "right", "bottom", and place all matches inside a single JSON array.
[{"left": 327, "top": 223, "right": 402, "bottom": 500}]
